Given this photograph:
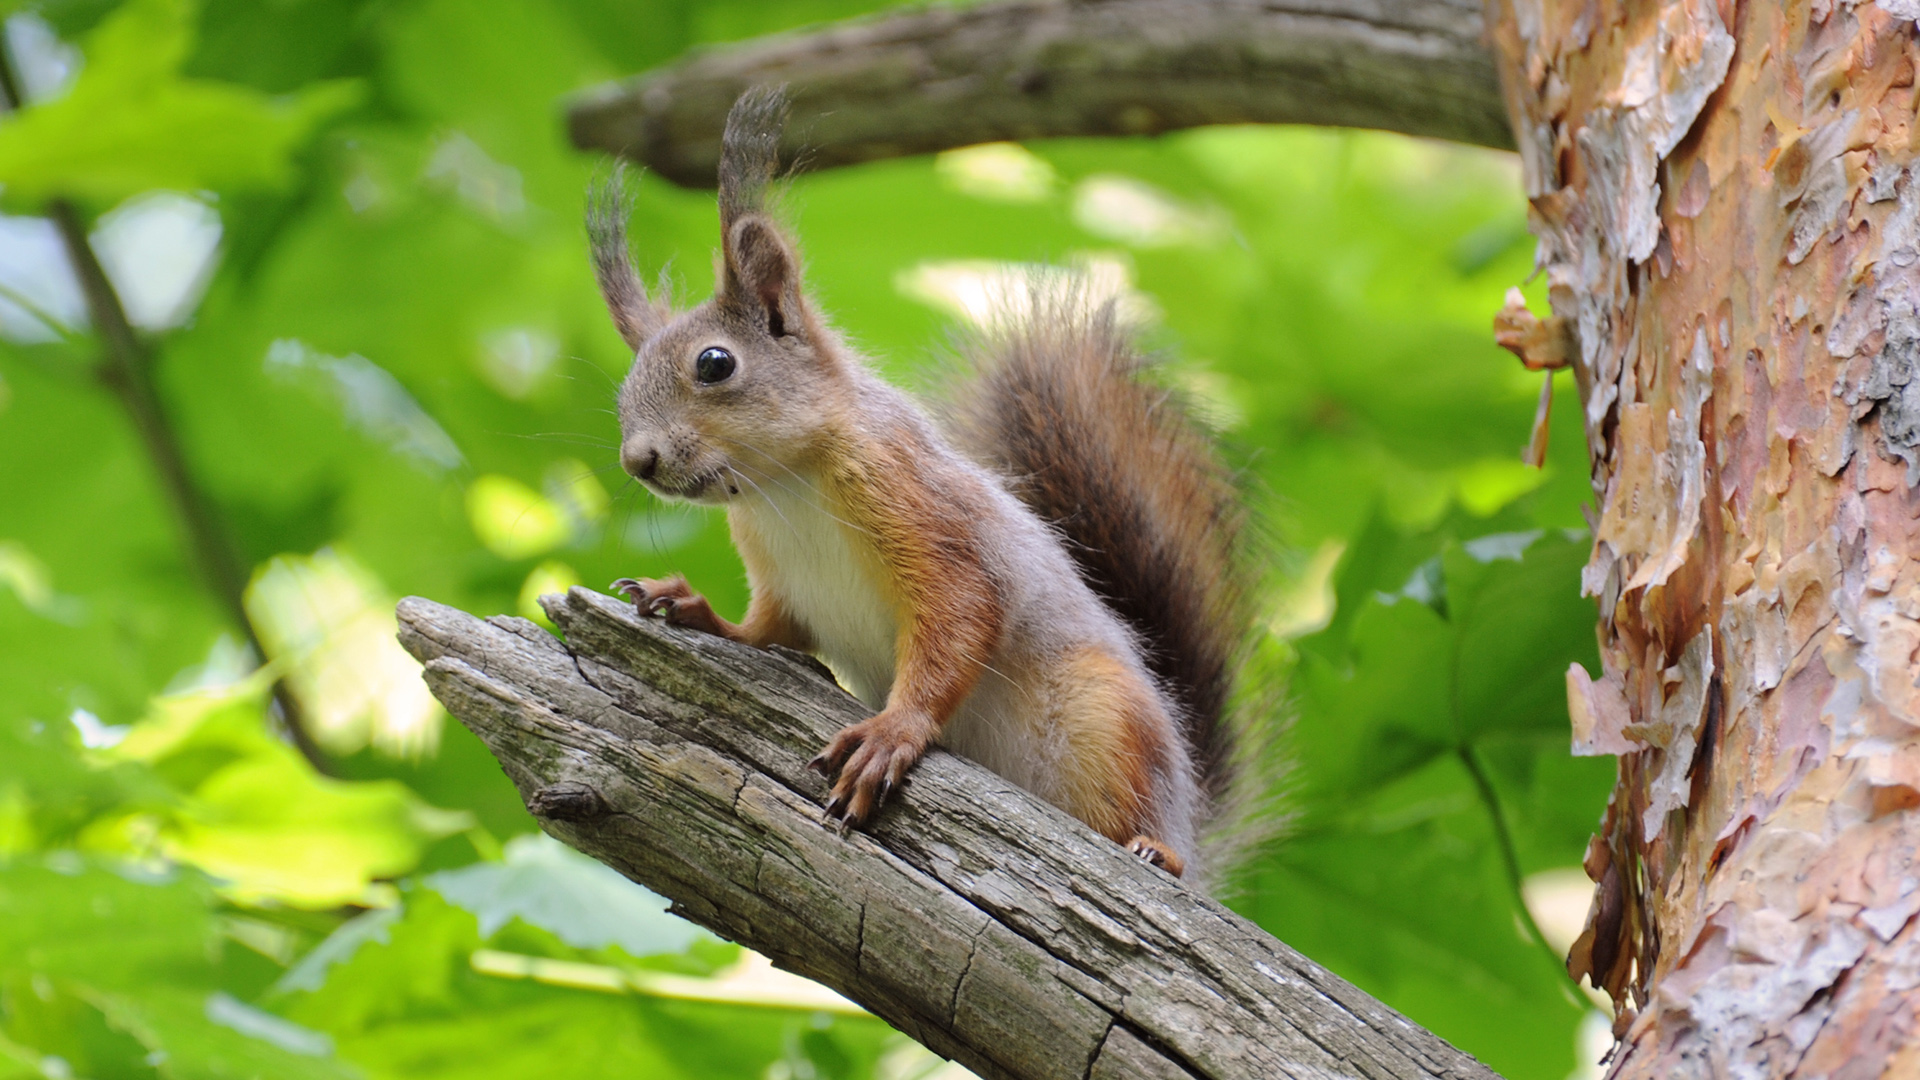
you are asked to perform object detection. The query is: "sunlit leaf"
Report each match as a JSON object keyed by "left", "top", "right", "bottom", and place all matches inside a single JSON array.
[
  {"left": 97, "top": 676, "right": 469, "bottom": 906},
  {"left": 276, "top": 885, "right": 895, "bottom": 1080},
  {"left": 246, "top": 547, "right": 444, "bottom": 757},
  {"left": 275, "top": 906, "right": 405, "bottom": 995},
  {"left": 0, "top": 860, "right": 355, "bottom": 1079},
  {"left": 427, "top": 833, "right": 709, "bottom": 958},
  {"left": 935, "top": 143, "right": 1056, "bottom": 203},
  {"left": 466, "top": 474, "right": 569, "bottom": 561},
  {"left": 0, "top": 0, "right": 360, "bottom": 206},
  {"left": 517, "top": 559, "right": 578, "bottom": 627}
]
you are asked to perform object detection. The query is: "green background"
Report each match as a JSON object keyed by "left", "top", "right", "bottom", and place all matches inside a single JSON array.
[{"left": 0, "top": 1, "right": 1616, "bottom": 1077}]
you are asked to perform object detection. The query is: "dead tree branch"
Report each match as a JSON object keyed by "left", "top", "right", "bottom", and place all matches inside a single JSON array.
[
  {"left": 567, "top": 0, "right": 1511, "bottom": 188},
  {"left": 397, "top": 587, "right": 1499, "bottom": 1080}
]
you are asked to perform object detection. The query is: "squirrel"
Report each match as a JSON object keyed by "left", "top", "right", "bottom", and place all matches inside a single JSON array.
[{"left": 588, "top": 89, "right": 1256, "bottom": 882}]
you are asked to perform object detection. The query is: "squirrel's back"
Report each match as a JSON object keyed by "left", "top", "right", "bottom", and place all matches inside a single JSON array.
[{"left": 944, "top": 300, "right": 1254, "bottom": 802}]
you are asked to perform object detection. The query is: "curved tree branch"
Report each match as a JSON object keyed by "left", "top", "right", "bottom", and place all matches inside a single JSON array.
[
  {"left": 567, "top": 0, "right": 1511, "bottom": 188},
  {"left": 397, "top": 587, "right": 1501, "bottom": 1080}
]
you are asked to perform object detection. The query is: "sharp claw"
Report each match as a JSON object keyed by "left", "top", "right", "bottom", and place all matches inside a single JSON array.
[
  {"left": 824, "top": 795, "right": 844, "bottom": 818},
  {"left": 806, "top": 754, "right": 830, "bottom": 775},
  {"left": 1128, "top": 841, "right": 1165, "bottom": 867},
  {"left": 878, "top": 778, "right": 894, "bottom": 802}
]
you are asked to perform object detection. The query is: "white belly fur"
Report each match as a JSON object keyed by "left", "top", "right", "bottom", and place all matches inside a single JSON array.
[
  {"left": 736, "top": 484, "right": 898, "bottom": 708},
  {"left": 732, "top": 481, "right": 1070, "bottom": 808}
]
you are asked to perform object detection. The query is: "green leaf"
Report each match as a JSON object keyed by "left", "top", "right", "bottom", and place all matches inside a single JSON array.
[
  {"left": 425, "top": 833, "right": 710, "bottom": 958},
  {"left": 275, "top": 886, "right": 896, "bottom": 1080},
  {"left": 274, "top": 906, "right": 404, "bottom": 995},
  {"left": 0, "top": 714, "right": 169, "bottom": 856},
  {"left": 98, "top": 675, "right": 471, "bottom": 907},
  {"left": 1241, "top": 529, "right": 1611, "bottom": 1080},
  {"left": 0, "top": 0, "right": 360, "bottom": 207},
  {"left": 0, "top": 860, "right": 354, "bottom": 1079}
]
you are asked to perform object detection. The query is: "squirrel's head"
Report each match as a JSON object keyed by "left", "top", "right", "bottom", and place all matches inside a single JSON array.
[{"left": 589, "top": 88, "right": 841, "bottom": 505}]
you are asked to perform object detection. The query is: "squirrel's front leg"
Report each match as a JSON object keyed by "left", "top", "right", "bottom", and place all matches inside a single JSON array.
[
  {"left": 808, "top": 570, "right": 1003, "bottom": 825},
  {"left": 612, "top": 576, "right": 808, "bottom": 649}
]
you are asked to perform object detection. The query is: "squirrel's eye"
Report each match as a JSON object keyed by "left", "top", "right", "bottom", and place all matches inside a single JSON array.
[{"left": 695, "top": 346, "right": 736, "bottom": 384}]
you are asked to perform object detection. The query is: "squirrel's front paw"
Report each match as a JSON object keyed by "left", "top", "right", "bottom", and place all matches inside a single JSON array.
[
  {"left": 610, "top": 576, "right": 729, "bottom": 637},
  {"left": 806, "top": 714, "right": 931, "bottom": 826}
]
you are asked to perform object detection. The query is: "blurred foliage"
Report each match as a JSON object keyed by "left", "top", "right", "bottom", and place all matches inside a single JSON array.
[{"left": 0, "top": 0, "right": 1614, "bottom": 1077}]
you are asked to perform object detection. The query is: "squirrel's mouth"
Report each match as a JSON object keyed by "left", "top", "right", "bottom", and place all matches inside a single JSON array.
[{"left": 642, "top": 469, "right": 737, "bottom": 505}]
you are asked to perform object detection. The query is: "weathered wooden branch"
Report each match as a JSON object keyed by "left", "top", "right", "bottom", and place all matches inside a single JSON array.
[
  {"left": 567, "top": 0, "right": 1511, "bottom": 188},
  {"left": 396, "top": 587, "right": 1499, "bottom": 1080}
]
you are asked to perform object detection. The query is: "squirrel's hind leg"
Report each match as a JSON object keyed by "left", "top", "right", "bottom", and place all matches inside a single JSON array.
[{"left": 1045, "top": 646, "right": 1195, "bottom": 878}]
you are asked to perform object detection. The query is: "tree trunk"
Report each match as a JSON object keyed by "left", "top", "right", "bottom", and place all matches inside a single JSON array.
[
  {"left": 1484, "top": 0, "right": 1920, "bottom": 1074},
  {"left": 395, "top": 589, "right": 1501, "bottom": 1080}
]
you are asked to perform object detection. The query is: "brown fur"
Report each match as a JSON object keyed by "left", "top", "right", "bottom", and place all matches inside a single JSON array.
[
  {"left": 1049, "top": 645, "right": 1168, "bottom": 841},
  {"left": 807, "top": 432, "right": 1007, "bottom": 823}
]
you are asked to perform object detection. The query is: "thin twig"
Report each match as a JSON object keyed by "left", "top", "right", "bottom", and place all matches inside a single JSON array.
[
  {"left": 0, "top": 30, "right": 19, "bottom": 109},
  {"left": 1457, "top": 744, "right": 1583, "bottom": 989},
  {"left": 0, "top": 37, "right": 330, "bottom": 771}
]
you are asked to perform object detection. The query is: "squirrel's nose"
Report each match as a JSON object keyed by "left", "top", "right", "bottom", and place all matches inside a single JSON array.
[{"left": 622, "top": 444, "right": 661, "bottom": 481}]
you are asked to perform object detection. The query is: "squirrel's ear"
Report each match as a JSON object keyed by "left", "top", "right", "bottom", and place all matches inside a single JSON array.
[
  {"left": 722, "top": 215, "right": 804, "bottom": 340},
  {"left": 587, "top": 170, "right": 667, "bottom": 351}
]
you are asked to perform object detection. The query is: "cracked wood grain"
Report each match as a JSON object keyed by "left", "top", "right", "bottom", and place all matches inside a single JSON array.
[
  {"left": 567, "top": 0, "right": 1511, "bottom": 188},
  {"left": 396, "top": 587, "right": 1500, "bottom": 1080}
]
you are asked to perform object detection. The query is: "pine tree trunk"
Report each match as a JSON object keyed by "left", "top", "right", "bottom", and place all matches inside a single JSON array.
[{"left": 1484, "top": 0, "right": 1920, "bottom": 1074}]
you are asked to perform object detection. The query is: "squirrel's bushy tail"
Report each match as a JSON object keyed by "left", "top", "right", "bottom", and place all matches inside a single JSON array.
[{"left": 944, "top": 295, "right": 1260, "bottom": 814}]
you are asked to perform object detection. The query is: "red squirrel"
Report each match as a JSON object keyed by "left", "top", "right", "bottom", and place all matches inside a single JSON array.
[{"left": 591, "top": 89, "right": 1254, "bottom": 881}]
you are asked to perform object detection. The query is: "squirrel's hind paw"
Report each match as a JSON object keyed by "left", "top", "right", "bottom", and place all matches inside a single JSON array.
[{"left": 1126, "top": 836, "right": 1186, "bottom": 878}]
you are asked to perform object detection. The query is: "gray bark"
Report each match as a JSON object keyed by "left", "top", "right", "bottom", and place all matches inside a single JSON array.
[
  {"left": 395, "top": 587, "right": 1500, "bottom": 1080},
  {"left": 567, "top": 0, "right": 1510, "bottom": 188}
]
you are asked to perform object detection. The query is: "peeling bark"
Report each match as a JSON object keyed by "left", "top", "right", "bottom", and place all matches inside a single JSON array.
[
  {"left": 567, "top": 0, "right": 1511, "bottom": 187},
  {"left": 1487, "top": 0, "right": 1920, "bottom": 1075},
  {"left": 396, "top": 588, "right": 1501, "bottom": 1080}
]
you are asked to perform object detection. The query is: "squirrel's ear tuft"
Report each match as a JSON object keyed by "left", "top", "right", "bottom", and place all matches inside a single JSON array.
[
  {"left": 723, "top": 214, "right": 803, "bottom": 340},
  {"left": 717, "top": 86, "right": 788, "bottom": 230},
  {"left": 587, "top": 167, "right": 666, "bottom": 351}
]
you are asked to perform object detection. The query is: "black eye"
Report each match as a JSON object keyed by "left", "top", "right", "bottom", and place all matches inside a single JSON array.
[{"left": 695, "top": 346, "right": 736, "bottom": 384}]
